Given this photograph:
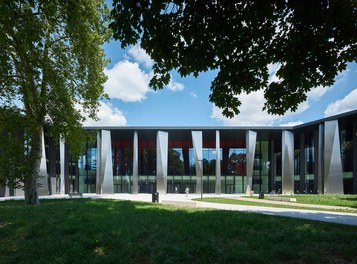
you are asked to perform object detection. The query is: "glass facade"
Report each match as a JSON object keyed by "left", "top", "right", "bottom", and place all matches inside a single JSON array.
[
  {"left": 4, "top": 112, "right": 356, "bottom": 198},
  {"left": 113, "top": 146, "right": 133, "bottom": 193},
  {"left": 77, "top": 141, "right": 97, "bottom": 193},
  {"left": 202, "top": 148, "right": 219, "bottom": 193},
  {"left": 65, "top": 122, "right": 355, "bottom": 195},
  {"left": 44, "top": 131, "right": 60, "bottom": 194},
  {"left": 68, "top": 158, "right": 77, "bottom": 194},
  {"left": 167, "top": 148, "right": 185, "bottom": 193},
  {"left": 253, "top": 141, "right": 269, "bottom": 194},
  {"left": 304, "top": 132, "right": 315, "bottom": 194},
  {"left": 138, "top": 146, "right": 156, "bottom": 193},
  {"left": 294, "top": 149, "right": 300, "bottom": 193},
  {"left": 341, "top": 125, "right": 353, "bottom": 194},
  {"left": 274, "top": 153, "right": 282, "bottom": 194},
  {"left": 226, "top": 148, "right": 246, "bottom": 193}
]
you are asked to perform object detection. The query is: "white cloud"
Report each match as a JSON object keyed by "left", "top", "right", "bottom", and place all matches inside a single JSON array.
[
  {"left": 284, "top": 85, "right": 331, "bottom": 116},
  {"left": 12, "top": 99, "right": 24, "bottom": 109},
  {"left": 324, "top": 88, "right": 357, "bottom": 117},
  {"left": 210, "top": 90, "right": 280, "bottom": 126},
  {"left": 128, "top": 45, "right": 185, "bottom": 92},
  {"left": 83, "top": 102, "right": 127, "bottom": 127},
  {"left": 190, "top": 91, "right": 197, "bottom": 98},
  {"left": 266, "top": 64, "right": 327, "bottom": 115},
  {"left": 210, "top": 89, "right": 312, "bottom": 126},
  {"left": 267, "top": 63, "right": 281, "bottom": 84},
  {"left": 334, "top": 68, "right": 350, "bottom": 86},
  {"left": 167, "top": 78, "right": 184, "bottom": 91},
  {"left": 211, "top": 62, "right": 355, "bottom": 126},
  {"left": 104, "top": 60, "right": 151, "bottom": 102},
  {"left": 279, "top": 120, "right": 304, "bottom": 127},
  {"left": 210, "top": 81, "right": 335, "bottom": 126},
  {"left": 268, "top": 62, "right": 330, "bottom": 105},
  {"left": 306, "top": 85, "right": 331, "bottom": 101},
  {"left": 127, "top": 45, "right": 154, "bottom": 69}
]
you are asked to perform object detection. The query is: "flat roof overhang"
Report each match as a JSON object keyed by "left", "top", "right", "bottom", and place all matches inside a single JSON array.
[{"left": 83, "top": 109, "right": 357, "bottom": 141}]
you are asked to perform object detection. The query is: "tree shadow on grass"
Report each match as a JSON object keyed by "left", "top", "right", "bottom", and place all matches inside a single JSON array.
[{"left": 1, "top": 199, "right": 357, "bottom": 264}]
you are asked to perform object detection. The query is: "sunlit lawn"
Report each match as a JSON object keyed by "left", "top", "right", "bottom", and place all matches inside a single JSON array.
[
  {"left": 244, "top": 194, "right": 357, "bottom": 208},
  {"left": 278, "top": 194, "right": 357, "bottom": 208},
  {"left": 196, "top": 194, "right": 357, "bottom": 214},
  {"left": 0, "top": 199, "right": 357, "bottom": 263}
]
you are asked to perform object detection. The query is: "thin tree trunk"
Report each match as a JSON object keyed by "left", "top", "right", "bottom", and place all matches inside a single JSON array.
[{"left": 24, "top": 126, "right": 43, "bottom": 205}]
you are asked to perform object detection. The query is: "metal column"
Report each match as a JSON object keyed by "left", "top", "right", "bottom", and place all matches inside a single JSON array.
[
  {"left": 324, "top": 120, "right": 343, "bottom": 194},
  {"left": 101, "top": 130, "right": 114, "bottom": 194},
  {"left": 269, "top": 139, "right": 275, "bottom": 193},
  {"left": 353, "top": 122, "right": 357, "bottom": 194},
  {"left": 96, "top": 130, "right": 102, "bottom": 194},
  {"left": 215, "top": 130, "right": 221, "bottom": 195},
  {"left": 96, "top": 130, "right": 114, "bottom": 194},
  {"left": 132, "top": 131, "right": 139, "bottom": 194},
  {"left": 318, "top": 124, "right": 324, "bottom": 194},
  {"left": 299, "top": 133, "right": 305, "bottom": 193},
  {"left": 282, "top": 130, "right": 294, "bottom": 195},
  {"left": 59, "top": 140, "right": 65, "bottom": 194},
  {"left": 313, "top": 129, "right": 319, "bottom": 194},
  {"left": 192, "top": 131, "right": 203, "bottom": 194},
  {"left": 38, "top": 129, "right": 49, "bottom": 196},
  {"left": 157, "top": 131, "right": 168, "bottom": 194},
  {"left": 246, "top": 130, "right": 257, "bottom": 195}
]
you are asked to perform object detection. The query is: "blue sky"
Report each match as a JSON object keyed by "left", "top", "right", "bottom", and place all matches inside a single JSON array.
[{"left": 83, "top": 37, "right": 357, "bottom": 127}]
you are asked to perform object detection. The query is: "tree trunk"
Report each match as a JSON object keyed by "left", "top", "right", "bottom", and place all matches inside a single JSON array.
[
  {"left": 24, "top": 168, "right": 40, "bottom": 205},
  {"left": 24, "top": 126, "right": 43, "bottom": 205}
]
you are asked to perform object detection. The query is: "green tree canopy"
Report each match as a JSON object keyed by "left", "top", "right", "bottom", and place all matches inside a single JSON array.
[
  {"left": 110, "top": 0, "right": 356, "bottom": 117},
  {"left": 0, "top": 0, "right": 109, "bottom": 204}
]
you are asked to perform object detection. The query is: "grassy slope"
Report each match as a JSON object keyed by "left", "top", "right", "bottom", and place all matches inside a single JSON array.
[{"left": 1, "top": 199, "right": 357, "bottom": 264}]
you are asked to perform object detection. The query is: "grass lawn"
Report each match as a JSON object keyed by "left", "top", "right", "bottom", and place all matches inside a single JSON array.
[
  {"left": 194, "top": 197, "right": 357, "bottom": 214},
  {"left": 277, "top": 195, "right": 357, "bottom": 208},
  {"left": 1, "top": 199, "right": 357, "bottom": 263},
  {"left": 193, "top": 197, "right": 349, "bottom": 212},
  {"left": 245, "top": 195, "right": 357, "bottom": 208}
]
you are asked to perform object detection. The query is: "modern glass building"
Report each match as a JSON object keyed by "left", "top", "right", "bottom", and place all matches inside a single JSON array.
[{"left": 1, "top": 110, "right": 357, "bottom": 197}]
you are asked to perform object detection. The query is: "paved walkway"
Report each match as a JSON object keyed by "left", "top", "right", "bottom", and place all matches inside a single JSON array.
[
  {"left": 96, "top": 193, "right": 357, "bottom": 226},
  {"left": 1, "top": 193, "right": 357, "bottom": 226}
]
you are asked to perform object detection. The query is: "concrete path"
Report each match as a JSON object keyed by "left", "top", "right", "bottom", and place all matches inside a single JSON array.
[
  {"left": 103, "top": 193, "right": 357, "bottom": 226},
  {"left": 1, "top": 193, "right": 357, "bottom": 226},
  {"left": 195, "top": 201, "right": 357, "bottom": 226}
]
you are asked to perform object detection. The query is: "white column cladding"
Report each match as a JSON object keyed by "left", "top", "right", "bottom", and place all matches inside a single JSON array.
[
  {"left": 192, "top": 131, "right": 203, "bottom": 194},
  {"left": 246, "top": 130, "right": 257, "bottom": 195},
  {"left": 38, "top": 129, "right": 49, "bottom": 196},
  {"left": 324, "top": 120, "right": 344, "bottom": 194},
  {"left": 59, "top": 139, "right": 65, "bottom": 194},
  {"left": 132, "top": 131, "right": 139, "bottom": 194},
  {"left": 96, "top": 130, "right": 102, "bottom": 194},
  {"left": 156, "top": 131, "right": 168, "bottom": 194},
  {"left": 100, "top": 130, "right": 114, "bottom": 194},
  {"left": 215, "top": 130, "right": 221, "bottom": 195},
  {"left": 318, "top": 123, "right": 324, "bottom": 194},
  {"left": 14, "top": 188, "right": 24, "bottom": 196},
  {"left": 282, "top": 130, "right": 294, "bottom": 195}
]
